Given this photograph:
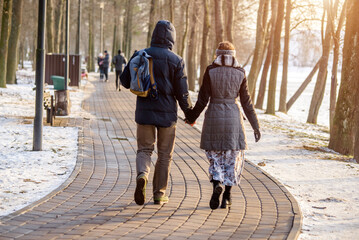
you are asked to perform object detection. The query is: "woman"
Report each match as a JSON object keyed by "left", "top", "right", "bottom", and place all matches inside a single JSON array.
[{"left": 186, "top": 41, "right": 261, "bottom": 209}]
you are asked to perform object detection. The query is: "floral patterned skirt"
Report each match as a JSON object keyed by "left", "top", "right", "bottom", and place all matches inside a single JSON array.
[{"left": 205, "top": 150, "right": 245, "bottom": 186}]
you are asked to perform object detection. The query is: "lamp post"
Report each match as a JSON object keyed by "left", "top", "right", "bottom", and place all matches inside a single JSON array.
[
  {"left": 100, "top": 2, "right": 104, "bottom": 53},
  {"left": 33, "top": 0, "right": 47, "bottom": 151}
]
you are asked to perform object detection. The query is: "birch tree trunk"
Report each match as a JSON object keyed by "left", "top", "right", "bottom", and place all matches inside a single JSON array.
[
  {"left": 199, "top": 0, "right": 210, "bottom": 86},
  {"left": 266, "top": 0, "right": 284, "bottom": 115},
  {"left": 329, "top": 0, "right": 359, "bottom": 158},
  {"left": 0, "top": 0, "right": 13, "bottom": 88},
  {"left": 6, "top": 0, "right": 23, "bottom": 85},
  {"left": 214, "top": 0, "right": 224, "bottom": 45},
  {"left": 278, "top": 0, "right": 292, "bottom": 112}
]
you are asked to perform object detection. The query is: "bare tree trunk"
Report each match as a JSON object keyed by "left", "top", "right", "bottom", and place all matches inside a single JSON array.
[
  {"left": 20, "top": 41, "right": 24, "bottom": 69},
  {"left": 87, "top": 0, "right": 95, "bottom": 72},
  {"left": 199, "top": 0, "right": 210, "bottom": 86},
  {"left": 286, "top": 59, "right": 320, "bottom": 111},
  {"left": 6, "top": 0, "right": 23, "bottom": 85},
  {"left": 0, "top": 0, "right": 13, "bottom": 88},
  {"left": 75, "top": 0, "right": 81, "bottom": 55},
  {"left": 126, "top": 0, "right": 133, "bottom": 58},
  {"left": 329, "top": 0, "right": 359, "bottom": 158},
  {"left": 180, "top": 0, "right": 191, "bottom": 57},
  {"left": 46, "top": 0, "right": 54, "bottom": 53},
  {"left": 214, "top": 0, "right": 224, "bottom": 45},
  {"left": 123, "top": 0, "right": 133, "bottom": 58},
  {"left": 224, "top": 0, "right": 233, "bottom": 42},
  {"left": 59, "top": 1, "right": 66, "bottom": 53},
  {"left": 330, "top": 0, "right": 346, "bottom": 129},
  {"left": 54, "top": 0, "right": 64, "bottom": 53},
  {"left": 169, "top": 0, "right": 174, "bottom": 23},
  {"left": 307, "top": 0, "right": 335, "bottom": 124},
  {"left": 187, "top": 0, "right": 199, "bottom": 91},
  {"left": 255, "top": 32, "right": 273, "bottom": 109},
  {"left": 247, "top": 0, "right": 268, "bottom": 98},
  {"left": 147, "top": 0, "right": 157, "bottom": 48},
  {"left": 117, "top": 15, "right": 122, "bottom": 52},
  {"left": 111, "top": 0, "right": 117, "bottom": 72},
  {"left": 266, "top": 0, "right": 284, "bottom": 115},
  {"left": 278, "top": 0, "right": 292, "bottom": 112}
]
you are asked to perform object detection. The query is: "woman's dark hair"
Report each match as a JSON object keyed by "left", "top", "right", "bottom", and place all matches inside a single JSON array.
[{"left": 118, "top": 49, "right": 122, "bottom": 54}]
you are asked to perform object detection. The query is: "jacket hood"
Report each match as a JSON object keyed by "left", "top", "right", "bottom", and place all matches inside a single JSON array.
[{"left": 150, "top": 20, "right": 176, "bottom": 50}]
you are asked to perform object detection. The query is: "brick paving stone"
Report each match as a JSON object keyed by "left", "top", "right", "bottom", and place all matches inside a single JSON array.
[{"left": 0, "top": 74, "right": 301, "bottom": 240}]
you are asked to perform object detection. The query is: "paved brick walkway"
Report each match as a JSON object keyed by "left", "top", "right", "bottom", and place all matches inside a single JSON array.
[{"left": 0, "top": 74, "right": 301, "bottom": 239}]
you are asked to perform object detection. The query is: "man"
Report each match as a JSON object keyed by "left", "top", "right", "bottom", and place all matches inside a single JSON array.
[
  {"left": 120, "top": 20, "right": 192, "bottom": 205},
  {"left": 102, "top": 50, "right": 110, "bottom": 81},
  {"left": 112, "top": 49, "right": 127, "bottom": 91}
]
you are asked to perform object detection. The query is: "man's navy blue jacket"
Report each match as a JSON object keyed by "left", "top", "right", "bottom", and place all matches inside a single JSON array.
[{"left": 120, "top": 20, "right": 192, "bottom": 128}]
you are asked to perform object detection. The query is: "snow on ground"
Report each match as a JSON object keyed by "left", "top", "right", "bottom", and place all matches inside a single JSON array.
[
  {"left": 250, "top": 112, "right": 359, "bottom": 240},
  {"left": 0, "top": 118, "right": 78, "bottom": 216},
  {"left": 0, "top": 70, "right": 95, "bottom": 217}
]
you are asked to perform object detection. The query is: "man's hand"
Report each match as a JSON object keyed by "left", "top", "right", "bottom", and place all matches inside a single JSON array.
[{"left": 254, "top": 129, "right": 261, "bottom": 142}]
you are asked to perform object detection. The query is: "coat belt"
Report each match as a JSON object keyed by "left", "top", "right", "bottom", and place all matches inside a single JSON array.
[{"left": 210, "top": 98, "right": 236, "bottom": 104}]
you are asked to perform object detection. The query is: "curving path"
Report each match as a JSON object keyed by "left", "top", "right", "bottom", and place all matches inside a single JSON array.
[{"left": 0, "top": 74, "right": 301, "bottom": 240}]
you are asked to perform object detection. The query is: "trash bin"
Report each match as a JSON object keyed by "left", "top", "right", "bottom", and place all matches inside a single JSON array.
[{"left": 51, "top": 75, "right": 70, "bottom": 90}]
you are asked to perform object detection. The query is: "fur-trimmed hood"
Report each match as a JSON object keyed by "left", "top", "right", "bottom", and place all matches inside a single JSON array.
[{"left": 213, "top": 49, "right": 240, "bottom": 68}]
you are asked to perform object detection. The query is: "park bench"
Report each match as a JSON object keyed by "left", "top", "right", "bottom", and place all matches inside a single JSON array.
[{"left": 43, "top": 91, "right": 55, "bottom": 126}]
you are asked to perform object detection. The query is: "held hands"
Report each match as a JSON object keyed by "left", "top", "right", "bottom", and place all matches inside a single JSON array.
[
  {"left": 184, "top": 118, "right": 196, "bottom": 126},
  {"left": 254, "top": 129, "right": 261, "bottom": 142}
]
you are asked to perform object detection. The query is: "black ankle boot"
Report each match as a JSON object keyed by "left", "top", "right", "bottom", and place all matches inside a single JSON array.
[
  {"left": 210, "top": 180, "right": 223, "bottom": 210},
  {"left": 221, "top": 186, "right": 232, "bottom": 209}
]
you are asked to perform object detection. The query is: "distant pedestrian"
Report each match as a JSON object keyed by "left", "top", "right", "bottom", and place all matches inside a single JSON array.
[
  {"left": 185, "top": 41, "right": 261, "bottom": 210},
  {"left": 97, "top": 53, "right": 104, "bottom": 81},
  {"left": 120, "top": 20, "right": 193, "bottom": 205},
  {"left": 102, "top": 50, "right": 110, "bottom": 82},
  {"left": 112, "top": 49, "right": 127, "bottom": 91}
]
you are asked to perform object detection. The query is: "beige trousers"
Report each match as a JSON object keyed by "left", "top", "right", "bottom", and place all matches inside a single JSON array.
[{"left": 136, "top": 124, "right": 176, "bottom": 199}]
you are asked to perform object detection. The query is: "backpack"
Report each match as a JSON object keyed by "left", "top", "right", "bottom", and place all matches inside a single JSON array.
[{"left": 129, "top": 50, "right": 158, "bottom": 100}]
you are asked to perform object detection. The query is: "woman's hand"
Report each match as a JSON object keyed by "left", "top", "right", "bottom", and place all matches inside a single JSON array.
[{"left": 254, "top": 129, "right": 261, "bottom": 142}]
